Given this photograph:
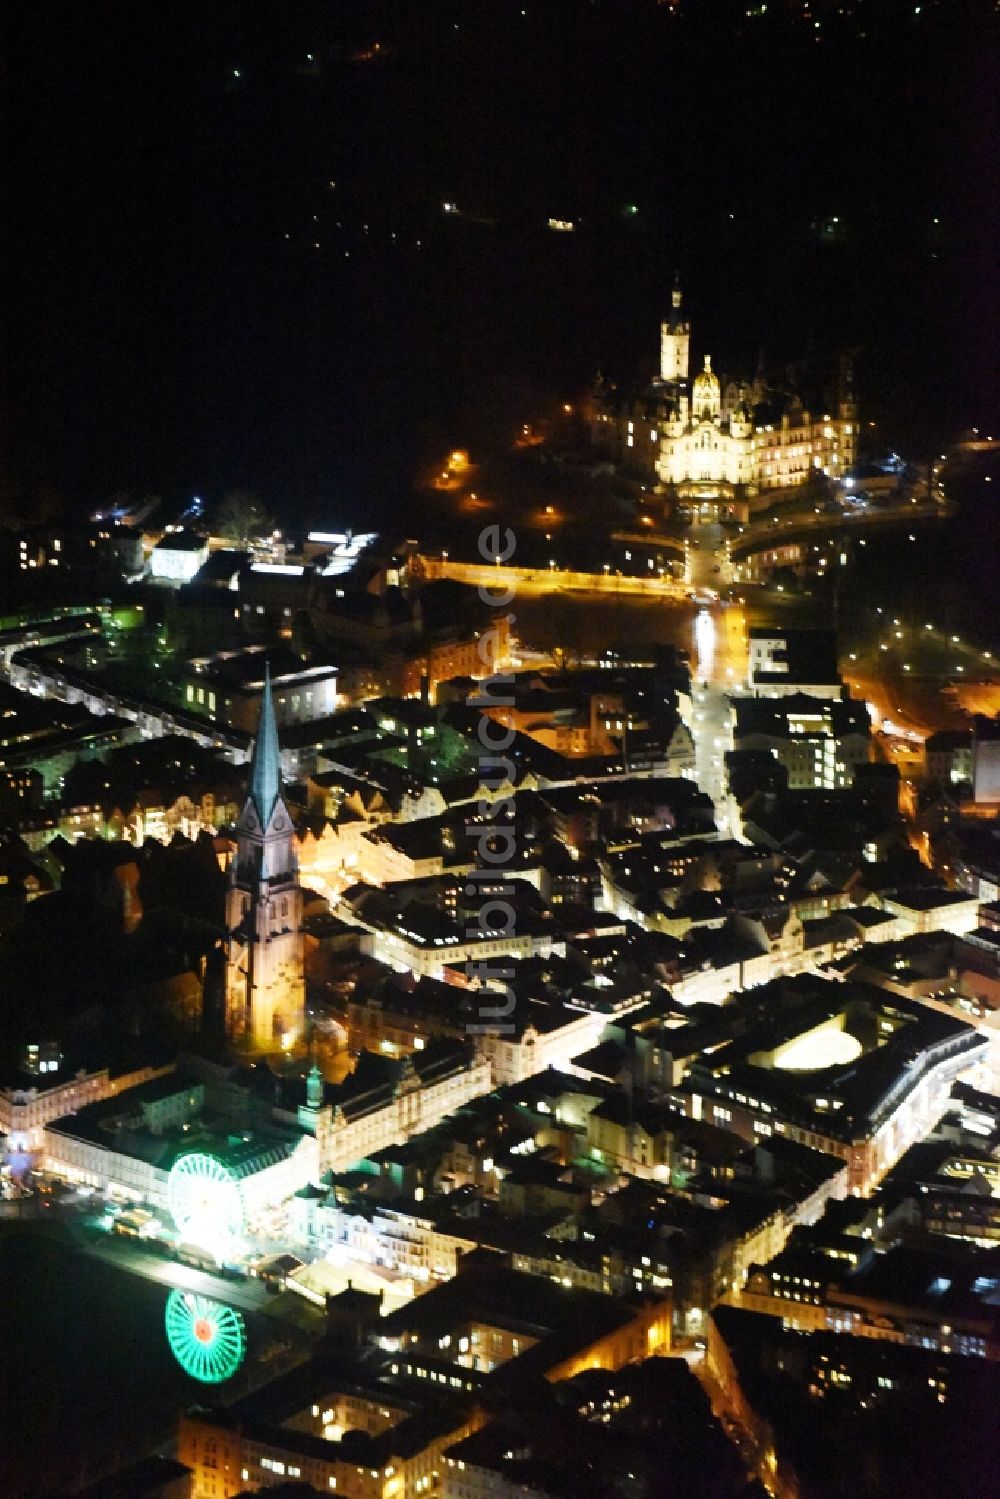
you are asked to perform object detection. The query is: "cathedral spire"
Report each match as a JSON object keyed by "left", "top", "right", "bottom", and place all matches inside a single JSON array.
[{"left": 249, "top": 662, "right": 281, "bottom": 826}]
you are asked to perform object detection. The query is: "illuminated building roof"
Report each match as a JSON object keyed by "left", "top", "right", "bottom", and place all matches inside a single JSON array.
[
  {"left": 152, "top": 527, "right": 207, "bottom": 552},
  {"left": 377, "top": 1256, "right": 657, "bottom": 1381},
  {"left": 733, "top": 691, "right": 870, "bottom": 741},
  {"left": 682, "top": 975, "right": 986, "bottom": 1143}
]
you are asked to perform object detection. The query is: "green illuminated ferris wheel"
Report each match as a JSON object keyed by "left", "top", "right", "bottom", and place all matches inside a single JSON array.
[{"left": 165, "top": 1290, "right": 246, "bottom": 1383}]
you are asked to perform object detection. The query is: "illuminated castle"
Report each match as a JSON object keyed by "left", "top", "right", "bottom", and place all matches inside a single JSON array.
[
  {"left": 225, "top": 666, "right": 305, "bottom": 1051},
  {"left": 591, "top": 277, "right": 858, "bottom": 521}
]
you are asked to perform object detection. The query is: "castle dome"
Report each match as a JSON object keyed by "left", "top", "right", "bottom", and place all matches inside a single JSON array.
[{"left": 692, "top": 354, "right": 719, "bottom": 394}]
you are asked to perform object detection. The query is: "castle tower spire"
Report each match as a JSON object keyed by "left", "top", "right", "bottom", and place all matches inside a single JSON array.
[{"left": 660, "top": 273, "right": 690, "bottom": 383}]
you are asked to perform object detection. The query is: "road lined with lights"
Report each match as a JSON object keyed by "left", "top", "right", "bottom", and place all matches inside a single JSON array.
[
  {"left": 416, "top": 555, "right": 692, "bottom": 599},
  {"left": 846, "top": 607, "right": 1000, "bottom": 743},
  {"left": 687, "top": 524, "right": 748, "bottom": 826},
  {"left": 728, "top": 499, "right": 949, "bottom": 582},
  {"left": 80, "top": 1232, "right": 273, "bottom": 1312}
]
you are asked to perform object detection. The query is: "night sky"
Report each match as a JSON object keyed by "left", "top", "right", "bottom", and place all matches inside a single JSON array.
[{"left": 3, "top": 0, "right": 997, "bottom": 529}]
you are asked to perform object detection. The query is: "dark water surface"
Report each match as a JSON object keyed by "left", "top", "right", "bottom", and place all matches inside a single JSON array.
[{"left": 0, "top": 1226, "right": 287, "bottom": 1498}]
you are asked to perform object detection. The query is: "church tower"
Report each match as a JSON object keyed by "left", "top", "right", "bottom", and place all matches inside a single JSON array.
[
  {"left": 225, "top": 666, "right": 305, "bottom": 1052},
  {"left": 659, "top": 274, "right": 690, "bottom": 383}
]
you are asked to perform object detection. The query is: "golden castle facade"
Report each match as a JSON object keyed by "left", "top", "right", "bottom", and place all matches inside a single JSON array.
[{"left": 591, "top": 280, "right": 858, "bottom": 521}]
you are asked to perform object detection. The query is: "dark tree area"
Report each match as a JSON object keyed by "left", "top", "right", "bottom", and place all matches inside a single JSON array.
[
  {"left": 0, "top": 833, "right": 225, "bottom": 1057},
  {"left": 138, "top": 831, "right": 227, "bottom": 930}
]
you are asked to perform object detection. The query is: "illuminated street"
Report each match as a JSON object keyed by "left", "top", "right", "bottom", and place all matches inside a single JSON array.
[
  {"left": 687, "top": 523, "right": 749, "bottom": 824},
  {"left": 80, "top": 1233, "right": 272, "bottom": 1314}
]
